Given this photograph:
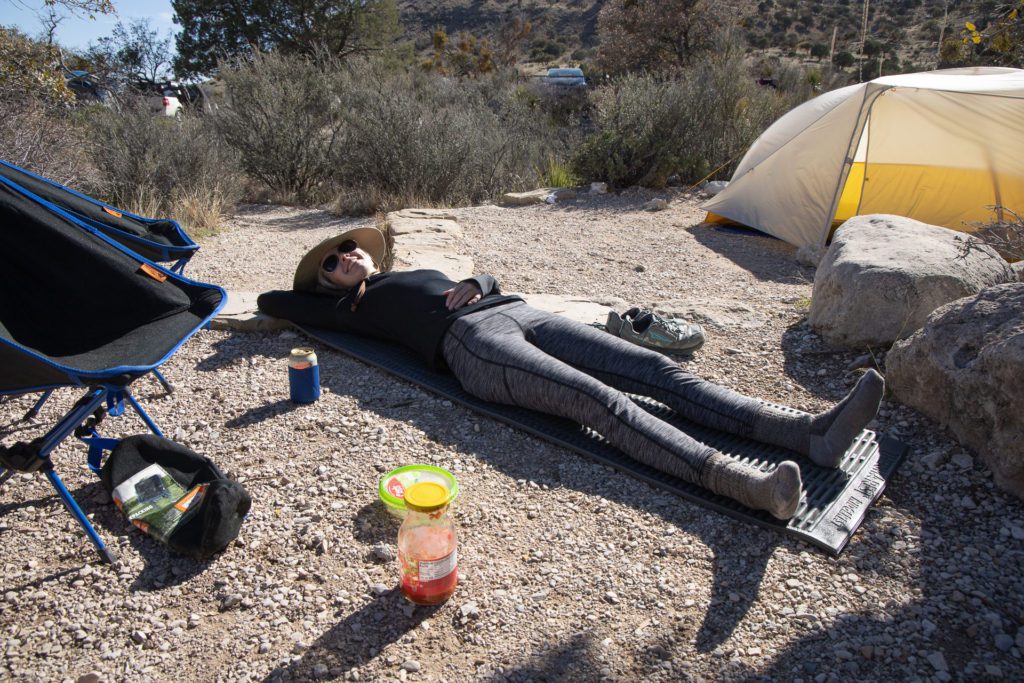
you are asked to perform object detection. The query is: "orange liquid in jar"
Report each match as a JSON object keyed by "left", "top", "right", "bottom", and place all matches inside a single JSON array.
[{"left": 398, "top": 526, "right": 457, "bottom": 605}]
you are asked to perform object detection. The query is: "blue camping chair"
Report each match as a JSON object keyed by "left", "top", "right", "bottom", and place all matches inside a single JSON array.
[
  {"left": 0, "top": 160, "right": 202, "bottom": 400},
  {"left": 0, "top": 170, "right": 225, "bottom": 564}
]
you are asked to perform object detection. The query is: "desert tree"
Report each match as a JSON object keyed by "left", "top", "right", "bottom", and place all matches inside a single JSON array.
[
  {"left": 171, "top": 0, "right": 402, "bottom": 78},
  {"left": 89, "top": 18, "right": 175, "bottom": 85},
  {"left": 596, "top": 0, "right": 732, "bottom": 75}
]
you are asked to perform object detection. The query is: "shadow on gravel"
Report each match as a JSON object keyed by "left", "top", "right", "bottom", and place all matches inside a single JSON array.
[
  {"left": 486, "top": 632, "right": 602, "bottom": 681},
  {"left": 687, "top": 223, "right": 813, "bottom": 285},
  {"left": 233, "top": 204, "right": 369, "bottom": 234},
  {"left": 352, "top": 500, "right": 400, "bottom": 546},
  {"left": 195, "top": 335, "right": 263, "bottom": 373},
  {"left": 779, "top": 319, "right": 886, "bottom": 402},
  {"left": 225, "top": 399, "right": 300, "bottom": 429},
  {"left": 261, "top": 587, "right": 441, "bottom": 683}
]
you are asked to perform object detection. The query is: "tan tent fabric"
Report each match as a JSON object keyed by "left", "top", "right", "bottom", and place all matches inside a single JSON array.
[{"left": 702, "top": 67, "right": 1024, "bottom": 249}]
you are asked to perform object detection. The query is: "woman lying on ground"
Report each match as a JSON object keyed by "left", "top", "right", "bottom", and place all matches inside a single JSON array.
[{"left": 257, "top": 228, "right": 884, "bottom": 521}]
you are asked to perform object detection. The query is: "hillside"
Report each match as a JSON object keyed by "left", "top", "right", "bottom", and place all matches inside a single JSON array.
[{"left": 397, "top": 0, "right": 1008, "bottom": 74}]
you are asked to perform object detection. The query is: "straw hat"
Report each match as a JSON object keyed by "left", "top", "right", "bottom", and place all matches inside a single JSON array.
[{"left": 293, "top": 227, "right": 387, "bottom": 292}]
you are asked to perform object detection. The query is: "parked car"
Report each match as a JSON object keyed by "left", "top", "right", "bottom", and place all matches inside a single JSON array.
[
  {"left": 132, "top": 80, "right": 183, "bottom": 117},
  {"left": 65, "top": 70, "right": 110, "bottom": 104},
  {"left": 543, "top": 67, "right": 587, "bottom": 89}
]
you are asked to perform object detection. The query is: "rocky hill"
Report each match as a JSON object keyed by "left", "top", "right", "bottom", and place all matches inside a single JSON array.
[{"left": 396, "top": 0, "right": 1008, "bottom": 73}]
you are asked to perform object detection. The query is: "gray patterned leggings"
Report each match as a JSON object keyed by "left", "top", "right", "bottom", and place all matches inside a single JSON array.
[{"left": 441, "top": 302, "right": 766, "bottom": 485}]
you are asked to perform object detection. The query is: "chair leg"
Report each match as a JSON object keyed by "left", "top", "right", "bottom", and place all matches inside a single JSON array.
[
  {"left": 22, "top": 390, "right": 53, "bottom": 421},
  {"left": 122, "top": 389, "right": 164, "bottom": 438},
  {"left": 152, "top": 369, "right": 174, "bottom": 394},
  {"left": 43, "top": 464, "right": 118, "bottom": 565},
  {"left": 29, "top": 388, "right": 116, "bottom": 564}
]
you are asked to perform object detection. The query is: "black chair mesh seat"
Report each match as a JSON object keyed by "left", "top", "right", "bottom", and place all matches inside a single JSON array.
[
  {"left": 0, "top": 160, "right": 196, "bottom": 262},
  {"left": 0, "top": 171, "right": 222, "bottom": 393}
]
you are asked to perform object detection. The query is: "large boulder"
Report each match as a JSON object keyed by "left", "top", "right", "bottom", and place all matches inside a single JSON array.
[
  {"left": 887, "top": 283, "right": 1024, "bottom": 497},
  {"left": 809, "top": 215, "right": 1015, "bottom": 349}
]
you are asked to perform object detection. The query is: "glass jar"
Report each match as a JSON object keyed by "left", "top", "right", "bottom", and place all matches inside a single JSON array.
[{"left": 398, "top": 481, "right": 457, "bottom": 605}]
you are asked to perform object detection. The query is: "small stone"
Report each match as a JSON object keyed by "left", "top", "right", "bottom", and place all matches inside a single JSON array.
[
  {"left": 590, "top": 182, "right": 607, "bottom": 194},
  {"left": 950, "top": 451, "right": 974, "bottom": 469},
  {"left": 927, "top": 651, "right": 948, "bottom": 671},
  {"left": 77, "top": 673, "right": 102, "bottom": 683},
  {"left": 371, "top": 544, "right": 396, "bottom": 563},
  {"left": 995, "top": 633, "right": 1014, "bottom": 651},
  {"left": 130, "top": 631, "right": 147, "bottom": 644},
  {"left": 313, "top": 664, "right": 328, "bottom": 677},
  {"left": 643, "top": 198, "right": 668, "bottom": 211},
  {"left": 785, "top": 579, "right": 803, "bottom": 589},
  {"left": 604, "top": 591, "right": 619, "bottom": 604},
  {"left": 221, "top": 594, "right": 242, "bottom": 610},
  {"left": 401, "top": 660, "right": 421, "bottom": 673},
  {"left": 370, "top": 583, "right": 390, "bottom": 596},
  {"left": 1010, "top": 526, "right": 1024, "bottom": 541},
  {"left": 459, "top": 601, "right": 480, "bottom": 619}
]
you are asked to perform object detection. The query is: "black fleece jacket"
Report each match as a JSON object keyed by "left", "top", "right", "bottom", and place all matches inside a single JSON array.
[{"left": 257, "top": 270, "right": 522, "bottom": 369}]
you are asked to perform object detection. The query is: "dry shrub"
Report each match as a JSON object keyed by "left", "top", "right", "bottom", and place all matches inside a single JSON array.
[
  {"left": 332, "top": 62, "right": 554, "bottom": 211},
  {"left": 959, "top": 206, "right": 1024, "bottom": 263},
  {"left": 212, "top": 51, "right": 345, "bottom": 203},
  {"left": 174, "top": 188, "right": 231, "bottom": 237},
  {"left": 88, "top": 97, "right": 242, "bottom": 233},
  {"left": 0, "top": 96, "right": 98, "bottom": 186}
]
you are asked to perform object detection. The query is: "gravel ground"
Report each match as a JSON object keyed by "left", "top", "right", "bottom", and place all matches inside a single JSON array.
[{"left": 2, "top": 191, "right": 1023, "bottom": 683}]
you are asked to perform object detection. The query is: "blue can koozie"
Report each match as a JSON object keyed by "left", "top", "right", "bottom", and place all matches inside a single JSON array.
[{"left": 288, "top": 348, "right": 321, "bottom": 404}]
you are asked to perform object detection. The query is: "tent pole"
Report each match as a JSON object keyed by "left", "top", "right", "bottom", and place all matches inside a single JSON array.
[{"left": 819, "top": 87, "right": 885, "bottom": 251}]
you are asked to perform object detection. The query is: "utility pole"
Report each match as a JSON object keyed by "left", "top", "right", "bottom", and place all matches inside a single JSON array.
[{"left": 859, "top": 0, "right": 870, "bottom": 82}]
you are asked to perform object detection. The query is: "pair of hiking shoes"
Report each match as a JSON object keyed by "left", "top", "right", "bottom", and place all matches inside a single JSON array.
[{"left": 605, "top": 307, "right": 706, "bottom": 354}]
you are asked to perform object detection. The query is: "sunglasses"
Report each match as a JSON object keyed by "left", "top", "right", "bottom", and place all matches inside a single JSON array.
[{"left": 321, "top": 240, "right": 359, "bottom": 273}]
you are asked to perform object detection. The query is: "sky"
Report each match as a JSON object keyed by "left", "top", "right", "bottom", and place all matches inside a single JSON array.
[{"left": 0, "top": 0, "right": 177, "bottom": 51}]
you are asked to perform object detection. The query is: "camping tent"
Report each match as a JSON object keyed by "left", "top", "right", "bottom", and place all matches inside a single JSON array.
[{"left": 702, "top": 67, "right": 1024, "bottom": 249}]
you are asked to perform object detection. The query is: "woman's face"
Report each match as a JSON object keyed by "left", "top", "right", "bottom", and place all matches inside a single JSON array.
[{"left": 321, "top": 245, "right": 377, "bottom": 290}]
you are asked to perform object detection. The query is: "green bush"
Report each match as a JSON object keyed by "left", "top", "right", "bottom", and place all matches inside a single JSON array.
[
  {"left": 88, "top": 98, "right": 242, "bottom": 233},
  {"left": 571, "top": 56, "right": 793, "bottom": 188},
  {"left": 331, "top": 62, "right": 556, "bottom": 211},
  {"left": 212, "top": 50, "right": 346, "bottom": 203}
]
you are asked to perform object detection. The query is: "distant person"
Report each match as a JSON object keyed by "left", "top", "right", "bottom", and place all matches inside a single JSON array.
[{"left": 258, "top": 228, "right": 884, "bottom": 520}]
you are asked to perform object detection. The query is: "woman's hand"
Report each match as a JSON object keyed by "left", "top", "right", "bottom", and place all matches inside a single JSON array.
[{"left": 443, "top": 282, "right": 483, "bottom": 310}]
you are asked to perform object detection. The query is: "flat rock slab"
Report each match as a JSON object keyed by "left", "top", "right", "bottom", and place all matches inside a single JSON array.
[
  {"left": 210, "top": 291, "right": 290, "bottom": 332},
  {"left": 393, "top": 251, "right": 475, "bottom": 280},
  {"left": 653, "top": 298, "right": 767, "bottom": 330},
  {"left": 392, "top": 208, "right": 458, "bottom": 221},
  {"left": 499, "top": 188, "right": 577, "bottom": 206},
  {"left": 517, "top": 293, "right": 619, "bottom": 325},
  {"left": 388, "top": 216, "right": 463, "bottom": 238}
]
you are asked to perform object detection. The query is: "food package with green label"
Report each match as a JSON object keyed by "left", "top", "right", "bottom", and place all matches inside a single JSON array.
[{"left": 111, "top": 463, "right": 207, "bottom": 542}]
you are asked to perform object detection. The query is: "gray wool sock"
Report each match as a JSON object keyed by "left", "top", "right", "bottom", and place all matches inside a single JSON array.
[
  {"left": 702, "top": 453, "right": 802, "bottom": 520},
  {"left": 808, "top": 369, "right": 884, "bottom": 467},
  {"left": 752, "top": 369, "right": 884, "bottom": 468}
]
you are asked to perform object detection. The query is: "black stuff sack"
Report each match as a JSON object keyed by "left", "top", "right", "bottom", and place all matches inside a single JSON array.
[{"left": 100, "top": 434, "right": 251, "bottom": 560}]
